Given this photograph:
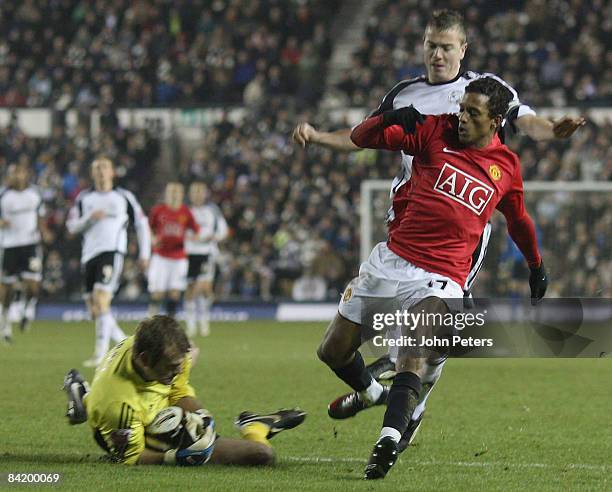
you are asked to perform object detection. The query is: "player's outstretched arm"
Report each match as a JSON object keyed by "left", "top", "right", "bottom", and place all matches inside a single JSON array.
[
  {"left": 496, "top": 191, "right": 548, "bottom": 304},
  {"left": 292, "top": 123, "right": 361, "bottom": 152},
  {"left": 515, "top": 114, "right": 586, "bottom": 141},
  {"left": 350, "top": 106, "right": 426, "bottom": 152}
]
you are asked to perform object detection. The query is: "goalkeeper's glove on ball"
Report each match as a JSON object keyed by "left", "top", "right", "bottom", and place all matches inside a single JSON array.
[{"left": 164, "top": 410, "right": 216, "bottom": 466}]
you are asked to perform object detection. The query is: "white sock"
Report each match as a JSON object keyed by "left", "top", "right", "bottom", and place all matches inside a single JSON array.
[
  {"left": 94, "top": 314, "right": 112, "bottom": 360},
  {"left": 196, "top": 296, "right": 211, "bottom": 323},
  {"left": 9, "top": 299, "right": 24, "bottom": 323},
  {"left": 379, "top": 426, "right": 402, "bottom": 443},
  {"left": 25, "top": 297, "right": 38, "bottom": 320},
  {"left": 412, "top": 359, "right": 447, "bottom": 420},
  {"left": 105, "top": 312, "right": 126, "bottom": 343},
  {"left": 185, "top": 299, "right": 197, "bottom": 337},
  {"left": 0, "top": 306, "right": 10, "bottom": 336},
  {"left": 148, "top": 302, "right": 161, "bottom": 317},
  {"left": 360, "top": 380, "right": 384, "bottom": 404}
]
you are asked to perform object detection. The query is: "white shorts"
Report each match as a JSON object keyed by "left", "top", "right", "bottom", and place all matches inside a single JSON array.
[
  {"left": 338, "top": 242, "right": 464, "bottom": 326},
  {"left": 147, "top": 254, "right": 188, "bottom": 293}
]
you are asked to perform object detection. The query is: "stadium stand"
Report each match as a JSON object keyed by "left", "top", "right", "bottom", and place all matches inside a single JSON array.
[
  {"left": 0, "top": 0, "right": 337, "bottom": 107},
  {"left": 331, "top": 0, "right": 611, "bottom": 108},
  {"left": 0, "top": 0, "right": 609, "bottom": 301}
]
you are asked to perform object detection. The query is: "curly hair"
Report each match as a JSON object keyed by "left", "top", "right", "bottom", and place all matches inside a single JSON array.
[{"left": 464, "top": 77, "right": 514, "bottom": 119}]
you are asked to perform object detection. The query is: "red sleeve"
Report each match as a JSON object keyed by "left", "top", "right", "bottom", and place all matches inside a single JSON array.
[
  {"left": 148, "top": 205, "right": 159, "bottom": 233},
  {"left": 496, "top": 163, "right": 542, "bottom": 268},
  {"left": 186, "top": 208, "right": 199, "bottom": 233},
  {"left": 350, "top": 114, "right": 437, "bottom": 156}
]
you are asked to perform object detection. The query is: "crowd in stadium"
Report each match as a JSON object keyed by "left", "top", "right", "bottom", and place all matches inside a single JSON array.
[
  {"left": 0, "top": 0, "right": 609, "bottom": 301},
  {"left": 0, "top": 0, "right": 337, "bottom": 107},
  {"left": 331, "top": 0, "right": 611, "bottom": 109}
]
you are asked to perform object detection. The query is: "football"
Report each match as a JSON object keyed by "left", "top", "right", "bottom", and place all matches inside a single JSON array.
[{"left": 145, "top": 406, "right": 189, "bottom": 452}]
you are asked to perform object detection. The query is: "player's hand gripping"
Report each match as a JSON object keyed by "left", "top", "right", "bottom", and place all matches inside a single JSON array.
[
  {"left": 382, "top": 105, "right": 426, "bottom": 133},
  {"left": 529, "top": 261, "right": 548, "bottom": 305},
  {"left": 163, "top": 409, "right": 216, "bottom": 466},
  {"left": 552, "top": 116, "right": 586, "bottom": 139},
  {"left": 292, "top": 122, "right": 318, "bottom": 147}
]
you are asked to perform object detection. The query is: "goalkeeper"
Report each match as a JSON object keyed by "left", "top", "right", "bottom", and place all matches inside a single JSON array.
[{"left": 62, "top": 315, "right": 305, "bottom": 465}]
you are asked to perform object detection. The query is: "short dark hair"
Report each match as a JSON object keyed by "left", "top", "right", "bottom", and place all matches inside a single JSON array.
[
  {"left": 133, "top": 315, "right": 190, "bottom": 365},
  {"left": 465, "top": 77, "right": 513, "bottom": 119},
  {"left": 426, "top": 9, "right": 467, "bottom": 42}
]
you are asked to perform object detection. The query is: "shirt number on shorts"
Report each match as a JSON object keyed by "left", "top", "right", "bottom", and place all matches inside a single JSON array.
[
  {"left": 29, "top": 257, "right": 42, "bottom": 272},
  {"left": 429, "top": 280, "right": 448, "bottom": 290},
  {"left": 102, "top": 265, "right": 114, "bottom": 283}
]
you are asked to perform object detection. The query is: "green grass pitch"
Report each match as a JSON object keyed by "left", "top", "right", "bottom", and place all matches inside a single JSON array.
[{"left": 0, "top": 321, "right": 610, "bottom": 491}]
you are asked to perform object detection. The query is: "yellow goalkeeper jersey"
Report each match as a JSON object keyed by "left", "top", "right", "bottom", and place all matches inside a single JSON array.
[{"left": 84, "top": 336, "right": 195, "bottom": 464}]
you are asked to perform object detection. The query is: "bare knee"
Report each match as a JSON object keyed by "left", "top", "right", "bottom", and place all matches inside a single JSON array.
[
  {"left": 317, "top": 339, "right": 345, "bottom": 368},
  {"left": 150, "top": 292, "right": 164, "bottom": 302},
  {"left": 317, "top": 314, "right": 362, "bottom": 368},
  {"left": 316, "top": 342, "right": 332, "bottom": 365},
  {"left": 90, "top": 290, "right": 112, "bottom": 318},
  {"left": 396, "top": 354, "right": 423, "bottom": 374}
]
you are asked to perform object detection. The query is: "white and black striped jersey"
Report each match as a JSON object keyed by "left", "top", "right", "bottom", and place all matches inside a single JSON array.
[
  {"left": 369, "top": 70, "right": 536, "bottom": 192},
  {"left": 0, "top": 186, "right": 44, "bottom": 248},
  {"left": 185, "top": 203, "right": 228, "bottom": 256},
  {"left": 66, "top": 187, "right": 151, "bottom": 264}
]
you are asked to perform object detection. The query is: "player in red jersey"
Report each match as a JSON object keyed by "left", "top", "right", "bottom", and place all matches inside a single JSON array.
[
  {"left": 148, "top": 182, "right": 199, "bottom": 318},
  {"left": 316, "top": 78, "right": 548, "bottom": 479}
]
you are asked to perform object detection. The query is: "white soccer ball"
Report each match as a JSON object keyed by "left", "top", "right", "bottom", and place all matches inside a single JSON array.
[{"left": 145, "top": 406, "right": 187, "bottom": 452}]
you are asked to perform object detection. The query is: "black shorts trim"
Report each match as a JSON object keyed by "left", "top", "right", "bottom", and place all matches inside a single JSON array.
[
  {"left": 83, "top": 251, "right": 124, "bottom": 294},
  {"left": 1, "top": 243, "right": 42, "bottom": 281},
  {"left": 187, "top": 254, "right": 214, "bottom": 281}
]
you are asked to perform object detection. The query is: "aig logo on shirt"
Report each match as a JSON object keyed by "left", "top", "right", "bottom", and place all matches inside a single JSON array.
[{"left": 434, "top": 163, "right": 495, "bottom": 215}]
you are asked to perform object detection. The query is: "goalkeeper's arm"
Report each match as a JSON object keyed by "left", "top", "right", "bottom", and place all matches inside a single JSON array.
[
  {"left": 137, "top": 447, "right": 167, "bottom": 465},
  {"left": 174, "top": 396, "right": 204, "bottom": 413}
]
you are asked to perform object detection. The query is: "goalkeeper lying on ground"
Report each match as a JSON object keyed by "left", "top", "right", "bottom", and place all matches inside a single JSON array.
[{"left": 62, "top": 315, "right": 306, "bottom": 465}]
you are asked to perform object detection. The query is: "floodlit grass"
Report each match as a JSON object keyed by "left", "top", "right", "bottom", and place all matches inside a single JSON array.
[{"left": 0, "top": 321, "right": 610, "bottom": 490}]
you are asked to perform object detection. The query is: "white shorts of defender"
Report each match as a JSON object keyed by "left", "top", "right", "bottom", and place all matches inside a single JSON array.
[
  {"left": 338, "top": 242, "right": 464, "bottom": 326},
  {"left": 147, "top": 254, "right": 188, "bottom": 293}
]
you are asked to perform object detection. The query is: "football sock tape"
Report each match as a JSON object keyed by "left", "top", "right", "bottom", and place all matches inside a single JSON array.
[{"left": 382, "top": 371, "right": 422, "bottom": 435}]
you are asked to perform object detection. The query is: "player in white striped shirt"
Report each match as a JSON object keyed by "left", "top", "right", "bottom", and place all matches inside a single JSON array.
[
  {"left": 184, "top": 182, "right": 228, "bottom": 337},
  {"left": 0, "top": 164, "right": 51, "bottom": 343},
  {"left": 66, "top": 157, "right": 151, "bottom": 367}
]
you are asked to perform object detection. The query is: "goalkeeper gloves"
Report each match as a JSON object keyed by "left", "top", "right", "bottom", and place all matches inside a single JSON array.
[
  {"left": 529, "top": 261, "right": 548, "bottom": 305},
  {"left": 163, "top": 409, "right": 216, "bottom": 466},
  {"left": 382, "top": 105, "right": 426, "bottom": 134}
]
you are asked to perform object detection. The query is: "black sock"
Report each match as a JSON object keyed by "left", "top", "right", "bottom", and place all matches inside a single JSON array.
[
  {"left": 382, "top": 371, "right": 422, "bottom": 434},
  {"left": 166, "top": 299, "right": 179, "bottom": 317},
  {"left": 332, "top": 351, "right": 374, "bottom": 392}
]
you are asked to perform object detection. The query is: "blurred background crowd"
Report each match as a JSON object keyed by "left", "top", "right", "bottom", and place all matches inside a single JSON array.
[
  {"left": 330, "top": 0, "right": 611, "bottom": 109},
  {"left": 0, "top": 0, "right": 337, "bottom": 108},
  {"left": 0, "top": 0, "right": 609, "bottom": 301}
]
